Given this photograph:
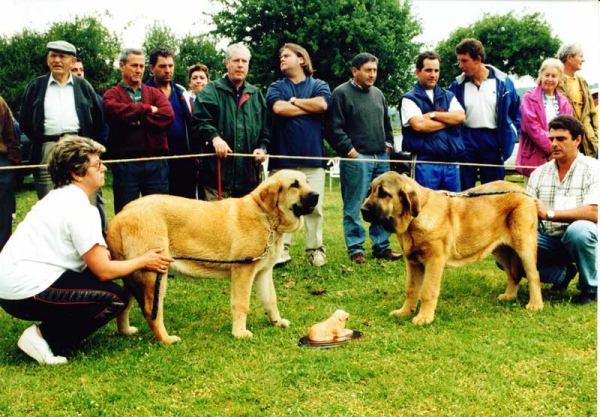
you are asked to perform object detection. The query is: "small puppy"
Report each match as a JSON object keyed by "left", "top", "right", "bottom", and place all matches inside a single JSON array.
[{"left": 308, "top": 310, "right": 353, "bottom": 342}]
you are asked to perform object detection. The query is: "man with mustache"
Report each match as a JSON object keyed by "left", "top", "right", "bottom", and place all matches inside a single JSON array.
[
  {"left": 19, "top": 41, "right": 104, "bottom": 200},
  {"left": 329, "top": 53, "right": 402, "bottom": 264},
  {"left": 526, "top": 115, "right": 598, "bottom": 305},
  {"left": 400, "top": 51, "right": 465, "bottom": 191}
]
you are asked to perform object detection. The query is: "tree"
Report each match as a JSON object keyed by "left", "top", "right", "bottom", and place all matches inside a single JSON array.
[
  {"left": 46, "top": 13, "right": 121, "bottom": 93},
  {"left": 143, "top": 23, "right": 222, "bottom": 88},
  {"left": 0, "top": 29, "right": 48, "bottom": 110},
  {"left": 435, "top": 12, "right": 562, "bottom": 88},
  {"left": 211, "top": 0, "right": 422, "bottom": 106}
]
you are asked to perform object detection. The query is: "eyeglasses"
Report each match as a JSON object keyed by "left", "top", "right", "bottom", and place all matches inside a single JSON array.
[{"left": 89, "top": 159, "right": 104, "bottom": 170}]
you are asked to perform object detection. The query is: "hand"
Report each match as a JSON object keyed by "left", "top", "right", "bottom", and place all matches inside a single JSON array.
[
  {"left": 386, "top": 146, "right": 392, "bottom": 155},
  {"left": 348, "top": 148, "right": 359, "bottom": 159},
  {"left": 253, "top": 148, "right": 266, "bottom": 163},
  {"left": 533, "top": 198, "right": 549, "bottom": 219},
  {"left": 143, "top": 248, "right": 175, "bottom": 273},
  {"left": 150, "top": 105, "right": 158, "bottom": 113},
  {"left": 212, "top": 136, "right": 233, "bottom": 158}
]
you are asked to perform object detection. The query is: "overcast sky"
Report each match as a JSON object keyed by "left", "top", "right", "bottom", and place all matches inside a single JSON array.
[{"left": 1, "top": 0, "right": 598, "bottom": 86}]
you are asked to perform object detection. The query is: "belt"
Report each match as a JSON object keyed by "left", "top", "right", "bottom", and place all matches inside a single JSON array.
[{"left": 42, "top": 132, "right": 79, "bottom": 142}]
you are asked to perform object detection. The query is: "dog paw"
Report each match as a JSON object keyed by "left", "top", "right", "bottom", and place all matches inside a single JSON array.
[
  {"left": 389, "top": 307, "right": 414, "bottom": 317},
  {"left": 411, "top": 314, "right": 434, "bottom": 326},
  {"left": 498, "top": 293, "right": 517, "bottom": 301},
  {"left": 526, "top": 301, "right": 544, "bottom": 311},
  {"left": 119, "top": 326, "right": 138, "bottom": 336},
  {"left": 232, "top": 329, "right": 254, "bottom": 339},
  {"left": 274, "top": 318, "right": 290, "bottom": 328},
  {"left": 159, "top": 335, "right": 181, "bottom": 344}
]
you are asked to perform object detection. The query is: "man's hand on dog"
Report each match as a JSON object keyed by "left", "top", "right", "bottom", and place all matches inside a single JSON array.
[{"left": 143, "top": 248, "right": 175, "bottom": 273}]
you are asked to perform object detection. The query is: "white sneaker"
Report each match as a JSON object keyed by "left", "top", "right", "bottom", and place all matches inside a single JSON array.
[
  {"left": 275, "top": 247, "right": 292, "bottom": 267},
  {"left": 308, "top": 248, "right": 327, "bottom": 267},
  {"left": 17, "top": 325, "right": 67, "bottom": 365}
]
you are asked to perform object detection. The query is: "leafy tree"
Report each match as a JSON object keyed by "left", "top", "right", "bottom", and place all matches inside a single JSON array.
[
  {"left": 178, "top": 33, "right": 224, "bottom": 83},
  {"left": 211, "top": 0, "right": 423, "bottom": 106},
  {"left": 0, "top": 29, "right": 48, "bottom": 110},
  {"left": 143, "top": 23, "right": 222, "bottom": 89},
  {"left": 435, "top": 12, "right": 562, "bottom": 88},
  {"left": 46, "top": 13, "right": 121, "bottom": 92}
]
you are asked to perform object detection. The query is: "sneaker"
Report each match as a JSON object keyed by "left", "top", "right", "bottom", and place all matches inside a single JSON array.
[
  {"left": 551, "top": 264, "right": 578, "bottom": 293},
  {"left": 308, "top": 248, "right": 327, "bottom": 267},
  {"left": 275, "top": 247, "right": 292, "bottom": 267},
  {"left": 17, "top": 325, "right": 67, "bottom": 365},
  {"left": 373, "top": 249, "right": 403, "bottom": 261},
  {"left": 350, "top": 252, "right": 366, "bottom": 264},
  {"left": 572, "top": 292, "right": 597, "bottom": 306}
]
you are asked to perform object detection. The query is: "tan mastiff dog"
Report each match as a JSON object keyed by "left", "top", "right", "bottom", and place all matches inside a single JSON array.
[
  {"left": 360, "top": 172, "right": 543, "bottom": 325},
  {"left": 107, "top": 170, "right": 319, "bottom": 343}
]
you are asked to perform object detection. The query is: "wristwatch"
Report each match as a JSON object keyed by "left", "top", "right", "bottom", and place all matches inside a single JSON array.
[
  {"left": 547, "top": 209, "right": 555, "bottom": 220},
  {"left": 290, "top": 97, "right": 296, "bottom": 106},
  {"left": 430, "top": 112, "right": 436, "bottom": 119}
]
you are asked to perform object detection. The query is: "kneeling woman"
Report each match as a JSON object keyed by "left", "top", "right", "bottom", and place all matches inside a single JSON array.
[{"left": 0, "top": 136, "right": 173, "bottom": 364}]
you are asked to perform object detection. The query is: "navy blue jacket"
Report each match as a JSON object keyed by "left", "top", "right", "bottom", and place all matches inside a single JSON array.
[
  {"left": 401, "top": 83, "right": 464, "bottom": 160},
  {"left": 449, "top": 65, "right": 521, "bottom": 161}
]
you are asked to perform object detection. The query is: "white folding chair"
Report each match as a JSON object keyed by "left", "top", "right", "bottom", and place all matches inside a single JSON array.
[{"left": 327, "top": 158, "right": 340, "bottom": 191}]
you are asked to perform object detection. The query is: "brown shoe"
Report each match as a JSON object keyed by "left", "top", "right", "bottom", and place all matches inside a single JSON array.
[
  {"left": 350, "top": 252, "right": 366, "bottom": 264},
  {"left": 374, "top": 249, "right": 403, "bottom": 261}
]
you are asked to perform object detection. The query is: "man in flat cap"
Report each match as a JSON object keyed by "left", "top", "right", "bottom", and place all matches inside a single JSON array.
[{"left": 19, "top": 40, "right": 104, "bottom": 199}]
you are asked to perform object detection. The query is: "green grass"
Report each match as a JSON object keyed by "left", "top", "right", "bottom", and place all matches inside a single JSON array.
[{"left": 1, "top": 174, "right": 596, "bottom": 416}]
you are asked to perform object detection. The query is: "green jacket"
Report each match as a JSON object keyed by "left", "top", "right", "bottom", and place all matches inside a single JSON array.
[
  {"left": 192, "top": 75, "right": 270, "bottom": 195},
  {"left": 558, "top": 75, "right": 598, "bottom": 156}
]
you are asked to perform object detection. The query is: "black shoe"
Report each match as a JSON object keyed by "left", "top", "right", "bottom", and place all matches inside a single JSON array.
[
  {"left": 572, "top": 292, "right": 597, "bottom": 305},
  {"left": 374, "top": 249, "right": 402, "bottom": 261},
  {"left": 350, "top": 252, "right": 366, "bottom": 264},
  {"left": 551, "top": 264, "right": 578, "bottom": 293}
]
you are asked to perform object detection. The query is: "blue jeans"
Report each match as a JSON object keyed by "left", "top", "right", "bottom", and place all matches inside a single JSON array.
[
  {"left": 538, "top": 221, "right": 597, "bottom": 294},
  {"left": 0, "top": 155, "right": 15, "bottom": 251},
  {"left": 340, "top": 152, "right": 391, "bottom": 257},
  {"left": 111, "top": 160, "right": 169, "bottom": 214}
]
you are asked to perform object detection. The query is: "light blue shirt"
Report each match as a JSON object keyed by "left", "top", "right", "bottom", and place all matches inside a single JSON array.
[{"left": 43, "top": 73, "right": 80, "bottom": 136}]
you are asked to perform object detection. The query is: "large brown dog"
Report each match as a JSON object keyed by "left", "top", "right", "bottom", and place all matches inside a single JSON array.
[
  {"left": 361, "top": 172, "right": 543, "bottom": 325},
  {"left": 107, "top": 170, "right": 318, "bottom": 343}
]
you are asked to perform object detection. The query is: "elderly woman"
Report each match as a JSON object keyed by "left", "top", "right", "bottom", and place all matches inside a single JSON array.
[
  {"left": 187, "top": 63, "right": 210, "bottom": 103},
  {"left": 0, "top": 136, "right": 173, "bottom": 365},
  {"left": 516, "top": 58, "right": 573, "bottom": 184}
]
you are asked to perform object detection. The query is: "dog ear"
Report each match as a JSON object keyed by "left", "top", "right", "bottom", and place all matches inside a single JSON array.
[
  {"left": 258, "top": 181, "right": 282, "bottom": 212},
  {"left": 399, "top": 187, "right": 420, "bottom": 217}
]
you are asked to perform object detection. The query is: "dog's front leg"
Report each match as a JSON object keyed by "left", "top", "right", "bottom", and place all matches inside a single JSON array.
[
  {"left": 390, "top": 261, "right": 424, "bottom": 318},
  {"left": 413, "top": 257, "right": 445, "bottom": 325},
  {"left": 230, "top": 266, "right": 255, "bottom": 338},
  {"left": 254, "top": 267, "right": 290, "bottom": 329}
]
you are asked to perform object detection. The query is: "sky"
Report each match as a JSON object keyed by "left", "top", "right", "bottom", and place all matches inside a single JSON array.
[{"left": 1, "top": 0, "right": 598, "bottom": 86}]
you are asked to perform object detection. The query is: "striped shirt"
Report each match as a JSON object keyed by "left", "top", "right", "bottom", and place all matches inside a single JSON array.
[{"left": 526, "top": 153, "right": 599, "bottom": 236}]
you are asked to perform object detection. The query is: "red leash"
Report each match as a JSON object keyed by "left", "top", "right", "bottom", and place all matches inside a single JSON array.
[{"left": 217, "top": 157, "right": 222, "bottom": 200}]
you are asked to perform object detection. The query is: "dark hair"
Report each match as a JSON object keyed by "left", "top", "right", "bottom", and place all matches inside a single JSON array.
[
  {"left": 455, "top": 38, "right": 485, "bottom": 62},
  {"left": 280, "top": 43, "right": 314, "bottom": 76},
  {"left": 416, "top": 51, "right": 440, "bottom": 70},
  {"left": 188, "top": 63, "right": 209, "bottom": 81},
  {"left": 48, "top": 135, "right": 105, "bottom": 188},
  {"left": 149, "top": 48, "right": 174, "bottom": 67},
  {"left": 548, "top": 115, "right": 585, "bottom": 140},
  {"left": 351, "top": 53, "right": 378, "bottom": 70}
]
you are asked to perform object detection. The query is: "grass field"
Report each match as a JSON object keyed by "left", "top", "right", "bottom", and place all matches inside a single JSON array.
[{"left": 1, "top": 173, "right": 596, "bottom": 416}]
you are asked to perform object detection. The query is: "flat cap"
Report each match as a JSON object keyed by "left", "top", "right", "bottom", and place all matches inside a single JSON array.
[{"left": 46, "top": 40, "right": 76, "bottom": 56}]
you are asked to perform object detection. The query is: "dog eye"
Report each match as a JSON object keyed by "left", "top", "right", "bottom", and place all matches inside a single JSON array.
[
  {"left": 290, "top": 180, "right": 299, "bottom": 188},
  {"left": 378, "top": 188, "right": 391, "bottom": 198}
]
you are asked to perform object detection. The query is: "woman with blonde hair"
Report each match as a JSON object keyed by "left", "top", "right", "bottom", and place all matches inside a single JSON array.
[{"left": 516, "top": 58, "right": 573, "bottom": 184}]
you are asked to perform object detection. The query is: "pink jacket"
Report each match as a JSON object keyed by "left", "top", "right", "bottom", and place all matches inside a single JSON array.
[{"left": 516, "top": 85, "right": 572, "bottom": 176}]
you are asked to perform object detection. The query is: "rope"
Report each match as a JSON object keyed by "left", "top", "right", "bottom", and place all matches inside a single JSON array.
[
  {"left": 443, "top": 190, "right": 530, "bottom": 198},
  {"left": 0, "top": 152, "right": 541, "bottom": 171}
]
